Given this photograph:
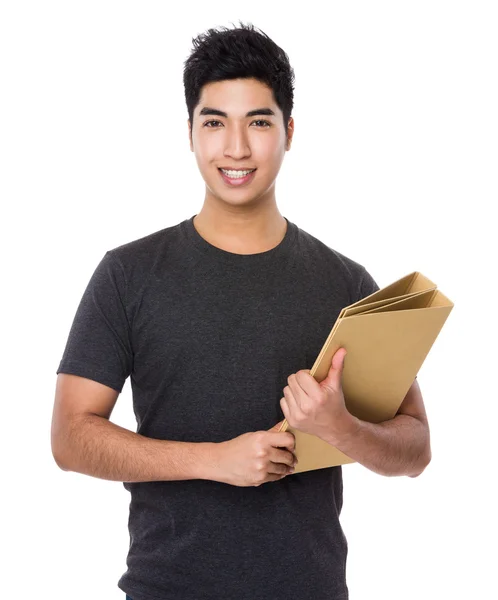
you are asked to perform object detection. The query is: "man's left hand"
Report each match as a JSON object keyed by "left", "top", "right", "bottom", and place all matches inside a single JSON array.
[{"left": 280, "top": 347, "right": 357, "bottom": 441}]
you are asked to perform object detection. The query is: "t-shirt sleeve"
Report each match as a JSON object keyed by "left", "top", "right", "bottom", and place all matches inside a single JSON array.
[
  {"left": 357, "top": 266, "right": 380, "bottom": 301},
  {"left": 56, "top": 251, "right": 133, "bottom": 393}
]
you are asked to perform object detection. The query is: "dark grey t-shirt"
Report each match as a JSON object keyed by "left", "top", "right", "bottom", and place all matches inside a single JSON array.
[{"left": 56, "top": 214, "right": 379, "bottom": 600}]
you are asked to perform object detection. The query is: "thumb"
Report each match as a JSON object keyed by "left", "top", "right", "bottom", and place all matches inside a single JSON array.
[{"left": 320, "top": 347, "right": 348, "bottom": 391}]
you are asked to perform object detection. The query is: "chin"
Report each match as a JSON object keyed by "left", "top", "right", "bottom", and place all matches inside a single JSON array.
[{"left": 209, "top": 190, "right": 264, "bottom": 208}]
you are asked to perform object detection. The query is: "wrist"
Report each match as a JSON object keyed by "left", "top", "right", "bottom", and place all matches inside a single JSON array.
[
  {"left": 322, "top": 413, "right": 361, "bottom": 447},
  {"left": 197, "top": 441, "right": 223, "bottom": 482}
]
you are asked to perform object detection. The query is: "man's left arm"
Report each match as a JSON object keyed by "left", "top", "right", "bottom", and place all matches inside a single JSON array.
[{"left": 322, "top": 378, "right": 432, "bottom": 478}]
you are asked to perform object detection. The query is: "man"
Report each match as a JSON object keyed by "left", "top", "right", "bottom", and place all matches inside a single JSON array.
[{"left": 51, "top": 22, "right": 431, "bottom": 600}]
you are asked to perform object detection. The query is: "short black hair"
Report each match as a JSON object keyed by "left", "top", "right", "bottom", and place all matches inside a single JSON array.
[{"left": 183, "top": 21, "right": 295, "bottom": 137}]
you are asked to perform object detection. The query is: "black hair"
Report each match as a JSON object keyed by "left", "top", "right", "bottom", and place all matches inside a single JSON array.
[{"left": 183, "top": 21, "right": 295, "bottom": 138}]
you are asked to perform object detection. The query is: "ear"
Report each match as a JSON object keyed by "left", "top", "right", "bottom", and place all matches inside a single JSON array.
[
  {"left": 286, "top": 116, "right": 294, "bottom": 150},
  {"left": 188, "top": 119, "right": 193, "bottom": 152}
]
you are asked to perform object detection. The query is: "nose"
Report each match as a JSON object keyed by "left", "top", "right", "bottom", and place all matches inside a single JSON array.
[{"left": 223, "top": 123, "right": 251, "bottom": 160}]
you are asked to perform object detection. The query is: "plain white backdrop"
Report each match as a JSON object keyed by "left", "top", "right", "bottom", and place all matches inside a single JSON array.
[{"left": 1, "top": 1, "right": 497, "bottom": 598}]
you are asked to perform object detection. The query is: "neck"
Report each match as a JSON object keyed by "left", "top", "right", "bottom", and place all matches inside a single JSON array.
[{"left": 192, "top": 200, "right": 287, "bottom": 255}]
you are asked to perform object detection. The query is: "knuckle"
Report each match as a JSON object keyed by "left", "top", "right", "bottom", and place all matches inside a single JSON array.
[{"left": 255, "top": 447, "right": 267, "bottom": 459}]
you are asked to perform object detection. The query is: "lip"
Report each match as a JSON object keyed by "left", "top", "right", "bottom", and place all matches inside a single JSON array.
[
  {"left": 218, "top": 168, "right": 257, "bottom": 187},
  {"left": 218, "top": 167, "right": 256, "bottom": 171}
]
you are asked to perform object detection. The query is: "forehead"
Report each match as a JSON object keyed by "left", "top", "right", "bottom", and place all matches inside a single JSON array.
[{"left": 197, "top": 78, "right": 279, "bottom": 115}]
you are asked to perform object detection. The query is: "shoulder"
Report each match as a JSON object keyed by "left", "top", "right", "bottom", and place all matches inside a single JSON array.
[
  {"left": 96, "top": 220, "right": 187, "bottom": 303},
  {"left": 107, "top": 221, "right": 183, "bottom": 266},
  {"left": 103, "top": 219, "right": 189, "bottom": 280},
  {"left": 295, "top": 223, "right": 370, "bottom": 300}
]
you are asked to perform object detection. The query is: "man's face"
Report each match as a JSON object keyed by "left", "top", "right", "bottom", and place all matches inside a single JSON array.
[{"left": 188, "top": 77, "right": 293, "bottom": 208}]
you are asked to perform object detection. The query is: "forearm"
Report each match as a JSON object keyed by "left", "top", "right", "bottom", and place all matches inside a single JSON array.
[
  {"left": 323, "top": 414, "right": 431, "bottom": 477},
  {"left": 53, "top": 413, "right": 218, "bottom": 483}
]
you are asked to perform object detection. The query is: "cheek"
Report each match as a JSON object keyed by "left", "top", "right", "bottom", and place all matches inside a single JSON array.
[
  {"left": 255, "top": 139, "right": 285, "bottom": 167},
  {"left": 195, "top": 141, "right": 214, "bottom": 162},
  {"left": 193, "top": 132, "right": 222, "bottom": 158}
]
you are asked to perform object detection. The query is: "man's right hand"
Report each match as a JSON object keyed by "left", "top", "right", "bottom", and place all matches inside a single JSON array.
[{"left": 212, "top": 420, "right": 298, "bottom": 487}]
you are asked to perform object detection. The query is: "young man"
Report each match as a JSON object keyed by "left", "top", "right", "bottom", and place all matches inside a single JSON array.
[{"left": 52, "top": 22, "right": 431, "bottom": 600}]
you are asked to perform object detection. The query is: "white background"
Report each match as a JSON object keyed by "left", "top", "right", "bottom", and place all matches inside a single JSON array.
[{"left": 1, "top": 1, "right": 497, "bottom": 598}]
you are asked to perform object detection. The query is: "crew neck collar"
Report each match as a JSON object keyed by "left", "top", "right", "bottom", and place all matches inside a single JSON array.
[{"left": 181, "top": 214, "right": 297, "bottom": 265}]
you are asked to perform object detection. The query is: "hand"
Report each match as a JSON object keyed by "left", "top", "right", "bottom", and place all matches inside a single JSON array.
[
  {"left": 280, "top": 347, "right": 357, "bottom": 442},
  {"left": 212, "top": 420, "right": 297, "bottom": 487}
]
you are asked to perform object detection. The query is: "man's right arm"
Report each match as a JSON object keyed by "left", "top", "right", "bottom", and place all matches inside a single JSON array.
[{"left": 51, "top": 373, "right": 219, "bottom": 483}]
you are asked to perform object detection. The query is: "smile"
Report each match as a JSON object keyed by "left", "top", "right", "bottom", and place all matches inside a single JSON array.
[{"left": 218, "top": 168, "right": 257, "bottom": 186}]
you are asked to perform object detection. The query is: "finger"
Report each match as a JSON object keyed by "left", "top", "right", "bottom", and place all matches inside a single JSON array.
[
  {"left": 283, "top": 385, "right": 300, "bottom": 413},
  {"left": 271, "top": 448, "right": 297, "bottom": 467},
  {"left": 264, "top": 472, "right": 289, "bottom": 484},
  {"left": 287, "top": 374, "right": 305, "bottom": 399},
  {"left": 268, "top": 461, "right": 294, "bottom": 475},
  {"left": 280, "top": 386, "right": 301, "bottom": 421},
  {"left": 295, "top": 370, "right": 319, "bottom": 396},
  {"left": 321, "top": 349, "right": 347, "bottom": 391},
  {"left": 271, "top": 431, "right": 296, "bottom": 451},
  {"left": 280, "top": 395, "right": 300, "bottom": 428}
]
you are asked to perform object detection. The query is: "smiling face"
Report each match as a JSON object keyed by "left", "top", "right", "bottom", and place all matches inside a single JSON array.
[{"left": 188, "top": 77, "right": 294, "bottom": 210}]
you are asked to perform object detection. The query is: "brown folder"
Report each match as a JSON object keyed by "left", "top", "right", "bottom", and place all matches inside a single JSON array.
[{"left": 278, "top": 271, "right": 454, "bottom": 474}]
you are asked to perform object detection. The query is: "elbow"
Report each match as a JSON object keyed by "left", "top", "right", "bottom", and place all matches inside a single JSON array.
[
  {"left": 408, "top": 447, "right": 432, "bottom": 478},
  {"left": 51, "top": 415, "right": 76, "bottom": 472},
  {"left": 54, "top": 458, "right": 69, "bottom": 472},
  {"left": 51, "top": 434, "right": 71, "bottom": 472},
  {"left": 52, "top": 446, "right": 70, "bottom": 471}
]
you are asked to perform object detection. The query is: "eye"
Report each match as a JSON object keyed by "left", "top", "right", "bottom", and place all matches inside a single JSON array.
[
  {"left": 252, "top": 120, "right": 271, "bottom": 128},
  {"left": 202, "top": 119, "right": 272, "bottom": 128}
]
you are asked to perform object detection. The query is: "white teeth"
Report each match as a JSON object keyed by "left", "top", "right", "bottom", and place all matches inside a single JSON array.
[{"left": 220, "top": 168, "right": 255, "bottom": 178}]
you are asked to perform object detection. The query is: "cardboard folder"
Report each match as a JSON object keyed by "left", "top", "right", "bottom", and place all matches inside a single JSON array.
[{"left": 278, "top": 271, "right": 454, "bottom": 474}]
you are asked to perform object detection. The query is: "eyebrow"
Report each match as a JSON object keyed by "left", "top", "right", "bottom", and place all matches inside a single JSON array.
[{"left": 199, "top": 107, "right": 276, "bottom": 118}]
